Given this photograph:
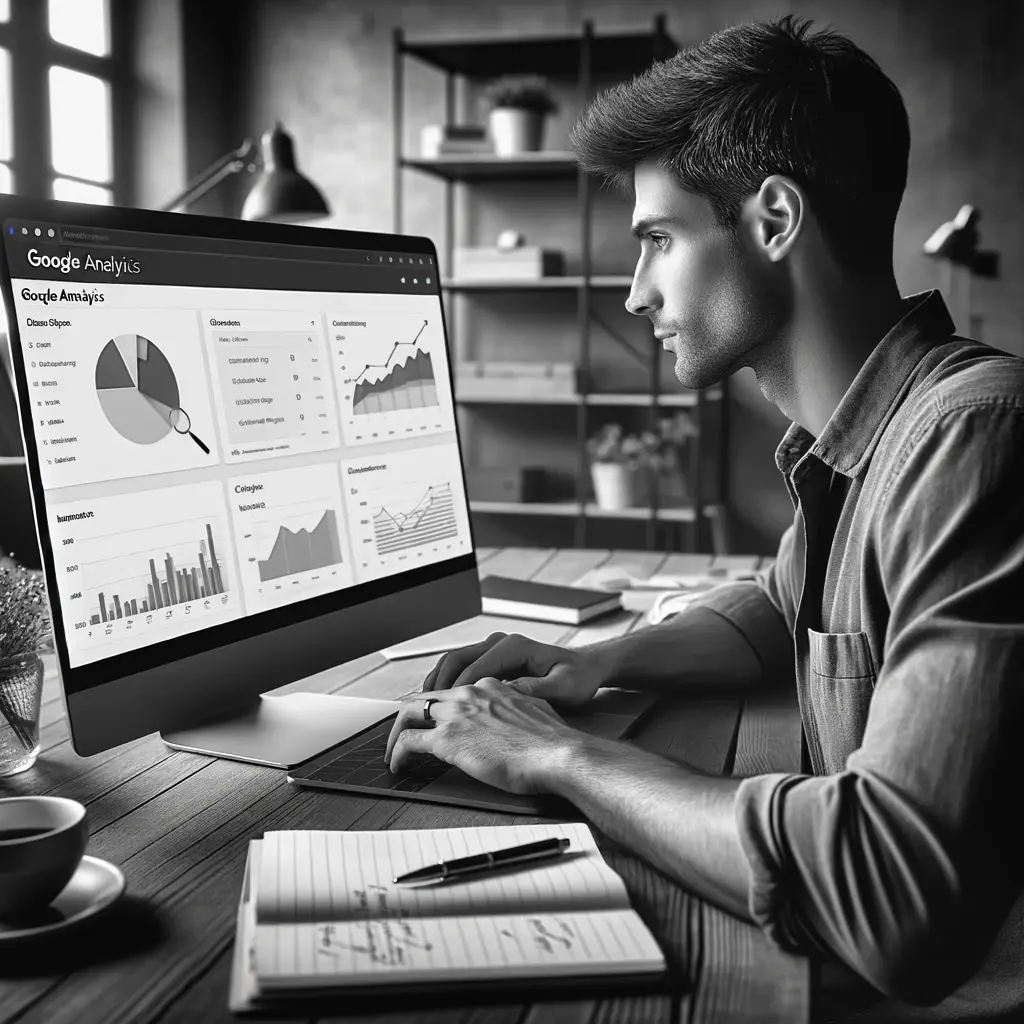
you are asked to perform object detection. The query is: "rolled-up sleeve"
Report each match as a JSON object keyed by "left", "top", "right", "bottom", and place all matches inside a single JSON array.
[
  {"left": 733, "top": 402, "right": 1024, "bottom": 1004},
  {"left": 686, "top": 519, "right": 800, "bottom": 684}
]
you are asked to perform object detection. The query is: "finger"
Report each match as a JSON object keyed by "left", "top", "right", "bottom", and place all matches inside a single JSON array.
[
  {"left": 384, "top": 698, "right": 434, "bottom": 762},
  {"left": 428, "top": 633, "right": 508, "bottom": 691},
  {"left": 451, "top": 634, "right": 542, "bottom": 690},
  {"left": 503, "top": 676, "right": 545, "bottom": 697},
  {"left": 421, "top": 651, "right": 450, "bottom": 692},
  {"left": 389, "top": 723, "right": 442, "bottom": 774}
]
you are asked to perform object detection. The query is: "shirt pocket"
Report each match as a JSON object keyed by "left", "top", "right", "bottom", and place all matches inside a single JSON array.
[{"left": 806, "top": 628, "right": 878, "bottom": 775}]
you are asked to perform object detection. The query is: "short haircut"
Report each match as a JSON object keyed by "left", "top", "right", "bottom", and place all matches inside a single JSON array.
[{"left": 569, "top": 15, "right": 910, "bottom": 279}]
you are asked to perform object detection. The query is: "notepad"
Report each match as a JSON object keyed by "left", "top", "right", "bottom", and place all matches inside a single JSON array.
[{"left": 229, "top": 822, "right": 666, "bottom": 1012}]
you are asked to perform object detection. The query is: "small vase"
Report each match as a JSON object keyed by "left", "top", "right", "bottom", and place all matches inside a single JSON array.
[
  {"left": 0, "top": 652, "right": 44, "bottom": 776},
  {"left": 488, "top": 108, "right": 546, "bottom": 156},
  {"left": 591, "top": 462, "right": 640, "bottom": 510}
]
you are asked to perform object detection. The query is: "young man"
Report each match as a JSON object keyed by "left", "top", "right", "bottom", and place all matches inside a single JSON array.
[{"left": 385, "top": 16, "right": 1024, "bottom": 1020}]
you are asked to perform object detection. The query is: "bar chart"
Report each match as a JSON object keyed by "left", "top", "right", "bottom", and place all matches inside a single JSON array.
[
  {"left": 48, "top": 482, "right": 241, "bottom": 667},
  {"left": 88, "top": 520, "right": 228, "bottom": 625}
]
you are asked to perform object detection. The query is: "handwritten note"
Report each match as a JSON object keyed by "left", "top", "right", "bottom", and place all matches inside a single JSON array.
[
  {"left": 255, "top": 910, "right": 664, "bottom": 987},
  {"left": 255, "top": 822, "right": 629, "bottom": 925}
]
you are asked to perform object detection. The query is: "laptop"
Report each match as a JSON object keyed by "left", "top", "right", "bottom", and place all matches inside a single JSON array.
[{"left": 288, "top": 686, "right": 658, "bottom": 814}]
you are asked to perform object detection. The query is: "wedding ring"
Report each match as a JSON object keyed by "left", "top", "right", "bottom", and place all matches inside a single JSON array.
[{"left": 422, "top": 698, "right": 439, "bottom": 724}]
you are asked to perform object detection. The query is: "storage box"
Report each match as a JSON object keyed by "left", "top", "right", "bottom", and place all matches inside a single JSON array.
[
  {"left": 452, "top": 246, "right": 564, "bottom": 281},
  {"left": 420, "top": 124, "right": 493, "bottom": 158},
  {"left": 465, "top": 466, "right": 547, "bottom": 503},
  {"left": 455, "top": 361, "right": 579, "bottom": 399}
]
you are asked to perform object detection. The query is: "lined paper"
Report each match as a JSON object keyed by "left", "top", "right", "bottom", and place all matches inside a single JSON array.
[
  {"left": 256, "top": 822, "right": 629, "bottom": 924},
  {"left": 255, "top": 909, "right": 665, "bottom": 987}
]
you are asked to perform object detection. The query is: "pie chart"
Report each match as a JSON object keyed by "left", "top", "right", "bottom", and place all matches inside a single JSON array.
[{"left": 95, "top": 334, "right": 182, "bottom": 445}]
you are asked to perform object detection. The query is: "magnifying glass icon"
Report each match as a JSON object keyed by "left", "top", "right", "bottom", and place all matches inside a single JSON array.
[{"left": 168, "top": 407, "right": 210, "bottom": 454}]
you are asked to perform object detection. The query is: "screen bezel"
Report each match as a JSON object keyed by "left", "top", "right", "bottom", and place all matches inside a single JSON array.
[{"left": 0, "top": 195, "right": 478, "bottom": 700}]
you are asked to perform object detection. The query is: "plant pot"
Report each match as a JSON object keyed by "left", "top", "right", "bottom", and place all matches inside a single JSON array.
[
  {"left": 591, "top": 462, "right": 641, "bottom": 511},
  {"left": 488, "top": 107, "right": 546, "bottom": 156}
]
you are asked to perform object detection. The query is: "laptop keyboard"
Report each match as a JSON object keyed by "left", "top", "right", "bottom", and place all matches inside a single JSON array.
[{"left": 303, "top": 717, "right": 452, "bottom": 793}]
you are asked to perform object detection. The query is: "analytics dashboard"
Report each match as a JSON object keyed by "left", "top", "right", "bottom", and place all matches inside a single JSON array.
[{"left": 3, "top": 221, "right": 471, "bottom": 668}]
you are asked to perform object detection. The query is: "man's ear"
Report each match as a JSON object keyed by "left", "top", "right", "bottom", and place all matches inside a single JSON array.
[{"left": 744, "top": 175, "right": 805, "bottom": 264}]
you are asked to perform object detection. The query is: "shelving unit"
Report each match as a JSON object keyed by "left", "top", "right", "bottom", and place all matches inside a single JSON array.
[{"left": 393, "top": 18, "right": 731, "bottom": 552}]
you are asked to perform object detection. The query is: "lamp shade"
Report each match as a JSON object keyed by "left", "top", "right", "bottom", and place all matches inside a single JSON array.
[{"left": 240, "top": 123, "right": 330, "bottom": 223}]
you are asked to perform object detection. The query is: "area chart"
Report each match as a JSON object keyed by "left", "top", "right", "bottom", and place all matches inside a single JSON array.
[
  {"left": 352, "top": 321, "right": 437, "bottom": 415},
  {"left": 95, "top": 334, "right": 181, "bottom": 444},
  {"left": 373, "top": 483, "right": 458, "bottom": 556},
  {"left": 258, "top": 509, "right": 343, "bottom": 582}
]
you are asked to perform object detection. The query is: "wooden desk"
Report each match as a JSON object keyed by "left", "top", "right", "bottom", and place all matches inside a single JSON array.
[{"left": 0, "top": 547, "right": 809, "bottom": 1023}]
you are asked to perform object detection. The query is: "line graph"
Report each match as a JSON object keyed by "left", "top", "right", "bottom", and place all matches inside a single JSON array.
[
  {"left": 373, "top": 483, "right": 458, "bottom": 556},
  {"left": 332, "top": 311, "right": 453, "bottom": 446},
  {"left": 342, "top": 444, "right": 471, "bottom": 577}
]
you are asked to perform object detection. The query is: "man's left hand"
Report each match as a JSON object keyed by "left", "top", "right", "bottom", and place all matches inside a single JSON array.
[{"left": 384, "top": 678, "right": 579, "bottom": 794}]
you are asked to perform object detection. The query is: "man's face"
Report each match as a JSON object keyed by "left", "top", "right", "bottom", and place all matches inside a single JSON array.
[{"left": 626, "top": 161, "right": 792, "bottom": 389}]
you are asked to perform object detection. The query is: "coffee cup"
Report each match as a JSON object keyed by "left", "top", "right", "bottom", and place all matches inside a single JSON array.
[{"left": 0, "top": 796, "right": 88, "bottom": 920}]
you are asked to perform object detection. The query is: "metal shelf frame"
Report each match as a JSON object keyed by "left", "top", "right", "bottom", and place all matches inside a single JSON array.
[{"left": 392, "top": 17, "right": 730, "bottom": 552}]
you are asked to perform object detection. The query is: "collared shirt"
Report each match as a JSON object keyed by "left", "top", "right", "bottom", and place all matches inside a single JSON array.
[{"left": 691, "top": 291, "right": 1024, "bottom": 1019}]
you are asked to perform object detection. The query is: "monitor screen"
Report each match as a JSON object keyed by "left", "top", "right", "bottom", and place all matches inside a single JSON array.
[{"left": 0, "top": 204, "right": 475, "bottom": 703}]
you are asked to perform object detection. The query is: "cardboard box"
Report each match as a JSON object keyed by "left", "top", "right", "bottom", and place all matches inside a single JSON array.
[
  {"left": 452, "top": 246, "right": 564, "bottom": 281},
  {"left": 465, "top": 466, "right": 548, "bottom": 503}
]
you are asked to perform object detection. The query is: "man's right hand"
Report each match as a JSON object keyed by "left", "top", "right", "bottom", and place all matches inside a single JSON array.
[{"left": 421, "top": 632, "right": 609, "bottom": 708}]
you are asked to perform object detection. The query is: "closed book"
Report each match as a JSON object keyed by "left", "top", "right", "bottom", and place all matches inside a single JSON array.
[{"left": 480, "top": 575, "right": 621, "bottom": 624}]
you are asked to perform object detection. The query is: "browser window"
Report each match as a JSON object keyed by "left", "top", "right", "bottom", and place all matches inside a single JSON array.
[{"left": 3, "top": 221, "right": 470, "bottom": 669}]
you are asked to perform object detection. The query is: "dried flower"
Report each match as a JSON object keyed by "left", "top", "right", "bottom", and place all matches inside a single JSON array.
[
  {"left": 483, "top": 75, "right": 558, "bottom": 115},
  {"left": 0, "top": 564, "right": 52, "bottom": 662},
  {"left": 587, "top": 412, "right": 698, "bottom": 467}
]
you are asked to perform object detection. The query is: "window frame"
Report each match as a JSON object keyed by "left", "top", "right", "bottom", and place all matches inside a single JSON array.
[{"left": 0, "top": 0, "right": 132, "bottom": 204}]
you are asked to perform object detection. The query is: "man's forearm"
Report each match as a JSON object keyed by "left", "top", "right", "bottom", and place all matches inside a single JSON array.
[
  {"left": 540, "top": 732, "right": 753, "bottom": 920},
  {"left": 585, "top": 605, "right": 765, "bottom": 696}
]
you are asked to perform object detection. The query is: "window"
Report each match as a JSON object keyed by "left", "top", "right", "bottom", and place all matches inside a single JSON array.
[
  {"left": 0, "top": 46, "right": 9, "bottom": 193},
  {"left": 0, "top": 0, "right": 120, "bottom": 207}
]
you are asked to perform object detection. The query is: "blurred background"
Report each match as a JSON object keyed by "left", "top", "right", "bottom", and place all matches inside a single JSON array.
[{"left": 1, "top": 0, "right": 1021, "bottom": 562}]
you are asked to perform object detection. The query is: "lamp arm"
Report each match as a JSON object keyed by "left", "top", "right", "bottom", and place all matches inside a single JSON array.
[{"left": 160, "top": 138, "right": 257, "bottom": 212}]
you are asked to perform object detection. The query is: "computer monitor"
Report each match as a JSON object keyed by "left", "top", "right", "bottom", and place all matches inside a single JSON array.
[{"left": 0, "top": 196, "right": 480, "bottom": 767}]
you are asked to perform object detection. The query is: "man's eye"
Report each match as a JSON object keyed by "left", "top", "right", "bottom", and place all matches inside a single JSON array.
[{"left": 647, "top": 234, "right": 669, "bottom": 250}]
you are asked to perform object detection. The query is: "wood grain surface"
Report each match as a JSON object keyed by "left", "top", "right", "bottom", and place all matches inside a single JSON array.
[{"left": 0, "top": 548, "right": 808, "bottom": 1024}]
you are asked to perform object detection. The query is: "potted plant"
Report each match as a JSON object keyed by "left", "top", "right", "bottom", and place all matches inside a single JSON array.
[
  {"left": 0, "top": 561, "right": 51, "bottom": 775},
  {"left": 587, "top": 413, "right": 698, "bottom": 511},
  {"left": 482, "top": 75, "right": 558, "bottom": 156}
]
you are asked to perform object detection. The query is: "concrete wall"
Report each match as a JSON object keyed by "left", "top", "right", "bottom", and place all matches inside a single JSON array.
[{"left": 182, "top": 0, "right": 1024, "bottom": 553}]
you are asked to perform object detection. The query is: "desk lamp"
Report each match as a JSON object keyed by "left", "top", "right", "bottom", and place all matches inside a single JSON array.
[{"left": 161, "top": 122, "right": 330, "bottom": 222}]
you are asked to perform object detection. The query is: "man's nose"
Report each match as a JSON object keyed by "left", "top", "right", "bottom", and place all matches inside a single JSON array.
[{"left": 625, "top": 274, "right": 657, "bottom": 317}]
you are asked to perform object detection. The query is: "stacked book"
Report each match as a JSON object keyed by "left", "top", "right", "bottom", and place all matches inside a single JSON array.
[
  {"left": 455, "top": 361, "right": 579, "bottom": 400},
  {"left": 420, "top": 124, "right": 494, "bottom": 157}
]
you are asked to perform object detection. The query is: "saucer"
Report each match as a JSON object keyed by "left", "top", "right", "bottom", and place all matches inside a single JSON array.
[{"left": 0, "top": 856, "right": 126, "bottom": 942}]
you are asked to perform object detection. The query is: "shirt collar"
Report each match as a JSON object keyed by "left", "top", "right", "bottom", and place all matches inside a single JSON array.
[{"left": 774, "top": 290, "right": 957, "bottom": 478}]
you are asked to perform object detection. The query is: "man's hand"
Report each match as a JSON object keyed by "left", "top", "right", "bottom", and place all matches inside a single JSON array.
[
  {"left": 421, "top": 632, "right": 608, "bottom": 708},
  {"left": 384, "top": 678, "right": 581, "bottom": 794}
]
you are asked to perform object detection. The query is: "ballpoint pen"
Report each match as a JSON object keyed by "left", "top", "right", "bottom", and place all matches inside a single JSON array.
[{"left": 394, "top": 837, "right": 570, "bottom": 885}]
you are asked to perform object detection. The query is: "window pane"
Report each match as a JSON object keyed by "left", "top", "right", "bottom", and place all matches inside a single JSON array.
[
  {"left": 0, "top": 163, "right": 11, "bottom": 193},
  {"left": 49, "top": 0, "right": 109, "bottom": 56},
  {"left": 49, "top": 67, "right": 112, "bottom": 182},
  {"left": 0, "top": 0, "right": 9, "bottom": 22},
  {"left": 0, "top": 49, "right": 9, "bottom": 161},
  {"left": 53, "top": 177, "right": 112, "bottom": 205}
]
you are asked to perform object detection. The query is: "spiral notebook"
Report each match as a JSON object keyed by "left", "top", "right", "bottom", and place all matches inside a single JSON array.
[{"left": 229, "top": 822, "right": 667, "bottom": 1013}]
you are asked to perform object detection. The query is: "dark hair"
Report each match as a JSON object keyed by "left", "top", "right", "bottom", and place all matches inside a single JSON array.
[{"left": 569, "top": 15, "right": 910, "bottom": 279}]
